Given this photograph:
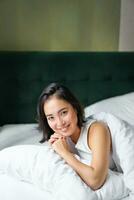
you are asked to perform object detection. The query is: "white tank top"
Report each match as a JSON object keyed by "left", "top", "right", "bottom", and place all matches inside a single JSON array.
[{"left": 67, "top": 117, "right": 116, "bottom": 170}]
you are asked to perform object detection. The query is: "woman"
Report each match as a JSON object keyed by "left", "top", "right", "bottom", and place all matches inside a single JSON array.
[{"left": 37, "top": 82, "right": 114, "bottom": 191}]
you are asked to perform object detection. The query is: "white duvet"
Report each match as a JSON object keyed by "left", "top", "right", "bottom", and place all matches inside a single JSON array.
[
  {"left": 0, "top": 145, "right": 129, "bottom": 200},
  {"left": 0, "top": 144, "right": 97, "bottom": 200},
  {"left": 1, "top": 112, "right": 134, "bottom": 200}
]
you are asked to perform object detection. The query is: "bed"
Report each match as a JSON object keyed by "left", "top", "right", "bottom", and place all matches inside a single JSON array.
[{"left": 0, "top": 51, "right": 134, "bottom": 200}]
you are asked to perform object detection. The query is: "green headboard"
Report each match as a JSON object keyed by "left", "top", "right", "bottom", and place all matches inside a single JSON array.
[{"left": 0, "top": 51, "right": 134, "bottom": 125}]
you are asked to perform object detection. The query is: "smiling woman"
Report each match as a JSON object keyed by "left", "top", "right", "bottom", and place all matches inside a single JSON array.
[
  {"left": 44, "top": 96, "right": 79, "bottom": 142},
  {"left": 37, "top": 82, "right": 113, "bottom": 190},
  {"left": 37, "top": 82, "right": 84, "bottom": 143}
]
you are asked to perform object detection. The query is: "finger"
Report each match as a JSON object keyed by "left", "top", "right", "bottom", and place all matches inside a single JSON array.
[
  {"left": 53, "top": 133, "right": 63, "bottom": 137},
  {"left": 51, "top": 133, "right": 62, "bottom": 139},
  {"left": 48, "top": 137, "right": 57, "bottom": 144}
]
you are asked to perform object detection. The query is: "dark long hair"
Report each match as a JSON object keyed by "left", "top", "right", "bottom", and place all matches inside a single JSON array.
[{"left": 37, "top": 82, "right": 85, "bottom": 143}]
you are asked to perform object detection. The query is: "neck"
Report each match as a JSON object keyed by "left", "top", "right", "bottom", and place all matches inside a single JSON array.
[{"left": 70, "top": 127, "right": 81, "bottom": 144}]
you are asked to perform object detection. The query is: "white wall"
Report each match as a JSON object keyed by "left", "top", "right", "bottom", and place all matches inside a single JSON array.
[{"left": 119, "top": 0, "right": 134, "bottom": 51}]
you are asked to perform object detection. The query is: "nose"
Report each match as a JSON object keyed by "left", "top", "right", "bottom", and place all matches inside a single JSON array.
[{"left": 56, "top": 116, "right": 65, "bottom": 129}]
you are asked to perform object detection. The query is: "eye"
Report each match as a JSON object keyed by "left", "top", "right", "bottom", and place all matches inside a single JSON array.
[
  {"left": 61, "top": 110, "right": 68, "bottom": 116},
  {"left": 47, "top": 116, "right": 54, "bottom": 122}
]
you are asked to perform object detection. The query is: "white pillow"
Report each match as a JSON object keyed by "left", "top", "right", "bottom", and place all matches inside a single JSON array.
[
  {"left": 0, "top": 124, "right": 42, "bottom": 150},
  {"left": 0, "top": 144, "right": 129, "bottom": 200},
  {"left": 91, "top": 112, "right": 134, "bottom": 193},
  {"left": 0, "top": 144, "right": 97, "bottom": 200},
  {"left": 84, "top": 92, "right": 134, "bottom": 126},
  {"left": 96, "top": 170, "right": 129, "bottom": 200}
]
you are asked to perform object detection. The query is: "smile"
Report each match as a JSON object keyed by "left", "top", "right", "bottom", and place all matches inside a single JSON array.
[{"left": 60, "top": 124, "right": 70, "bottom": 132}]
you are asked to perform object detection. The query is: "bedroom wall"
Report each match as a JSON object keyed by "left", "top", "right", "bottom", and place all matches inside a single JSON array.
[
  {"left": 119, "top": 0, "right": 134, "bottom": 51},
  {"left": 0, "top": 0, "right": 120, "bottom": 51}
]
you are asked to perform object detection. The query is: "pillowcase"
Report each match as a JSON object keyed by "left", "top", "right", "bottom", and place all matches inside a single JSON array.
[
  {"left": 0, "top": 124, "right": 42, "bottom": 150},
  {"left": 0, "top": 144, "right": 97, "bottom": 200},
  {"left": 0, "top": 144, "right": 129, "bottom": 200},
  {"left": 95, "top": 170, "right": 129, "bottom": 200},
  {"left": 91, "top": 112, "right": 134, "bottom": 193},
  {"left": 84, "top": 92, "right": 134, "bottom": 126}
]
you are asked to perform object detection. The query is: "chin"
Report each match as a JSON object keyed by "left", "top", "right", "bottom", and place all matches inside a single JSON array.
[{"left": 61, "top": 132, "right": 72, "bottom": 137}]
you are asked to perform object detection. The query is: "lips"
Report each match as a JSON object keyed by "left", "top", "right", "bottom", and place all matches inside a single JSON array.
[
  {"left": 61, "top": 127, "right": 68, "bottom": 132},
  {"left": 60, "top": 124, "right": 70, "bottom": 132}
]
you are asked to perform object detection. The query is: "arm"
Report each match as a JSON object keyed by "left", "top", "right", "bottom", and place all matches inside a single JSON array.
[{"left": 51, "top": 122, "right": 111, "bottom": 190}]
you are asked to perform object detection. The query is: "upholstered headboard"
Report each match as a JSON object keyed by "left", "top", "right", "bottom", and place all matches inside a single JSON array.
[{"left": 0, "top": 51, "right": 134, "bottom": 125}]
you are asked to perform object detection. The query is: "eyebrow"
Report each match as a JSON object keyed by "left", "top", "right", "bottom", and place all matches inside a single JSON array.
[{"left": 45, "top": 107, "right": 67, "bottom": 117}]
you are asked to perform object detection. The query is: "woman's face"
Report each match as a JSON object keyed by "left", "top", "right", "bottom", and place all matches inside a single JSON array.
[{"left": 44, "top": 95, "right": 80, "bottom": 139}]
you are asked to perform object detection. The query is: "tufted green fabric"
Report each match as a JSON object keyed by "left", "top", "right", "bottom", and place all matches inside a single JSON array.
[{"left": 0, "top": 51, "right": 134, "bottom": 125}]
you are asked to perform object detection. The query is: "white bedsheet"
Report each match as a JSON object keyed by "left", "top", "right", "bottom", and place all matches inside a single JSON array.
[
  {"left": 0, "top": 173, "right": 51, "bottom": 200},
  {"left": 0, "top": 124, "right": 41, "bottom": 150},
  {"left": 0, "top": 173, "right": 133, "bottom": 200}
]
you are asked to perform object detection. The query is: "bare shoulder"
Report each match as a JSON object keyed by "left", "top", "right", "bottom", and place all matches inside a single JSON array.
[
  {"left": 90, "top": 121, "right": 110, "bottom": 134},
  {"left": 88, "top": 121, "right": 111, "bottom": 150}
]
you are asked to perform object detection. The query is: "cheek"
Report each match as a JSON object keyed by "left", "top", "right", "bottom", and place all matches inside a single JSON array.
[
  {"left": 68, "top": 111, "right": 78, "bottom": 124},
  {"left": 73, "top": 114, "right": 78, "bottom": 125},
  {"left": 73, "top": 111, "right": 78, "bottom": 124},
  {"left": 47, "top": 121, "right": 55, "bottom": 130}
]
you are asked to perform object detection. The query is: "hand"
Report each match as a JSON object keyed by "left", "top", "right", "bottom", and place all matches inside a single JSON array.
[
  {"left": 48, "top": 133, "right": 63, "bottom": 145},
  {"left": 52, "top": 137, "right": 71, "bottom": 158}
]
